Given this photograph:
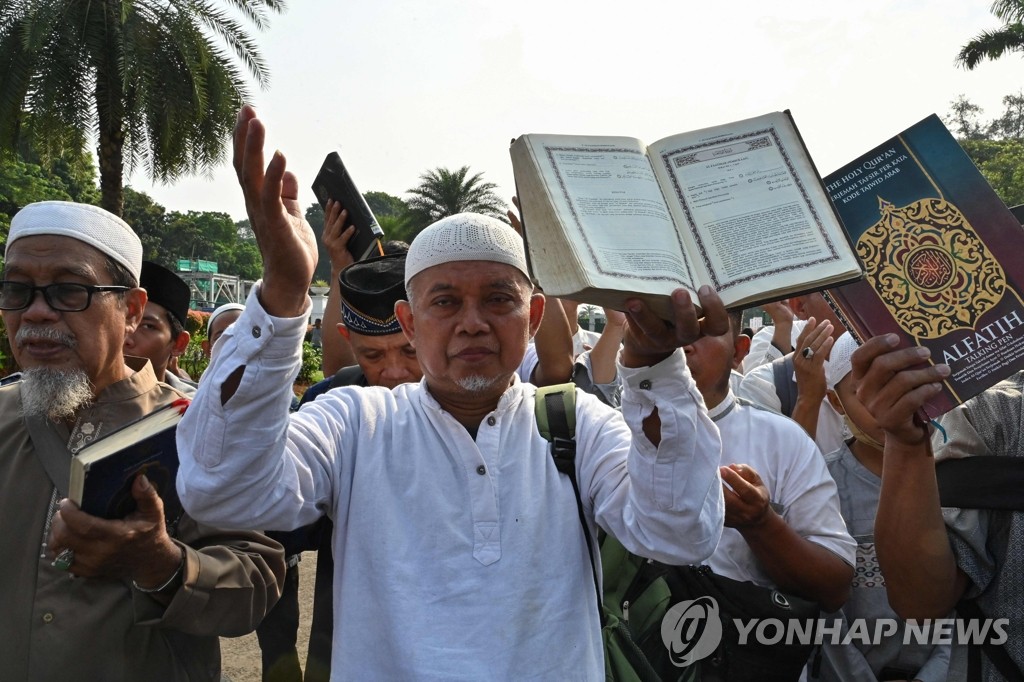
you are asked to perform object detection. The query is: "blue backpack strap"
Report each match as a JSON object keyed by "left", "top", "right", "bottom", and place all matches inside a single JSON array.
[{"left": 771, "top": 354, "right": 798, "bottom": 417}]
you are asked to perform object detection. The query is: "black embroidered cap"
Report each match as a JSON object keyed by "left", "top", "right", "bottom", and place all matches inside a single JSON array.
[
  {"left": 339, "top": 253, "right": 407, "bottom": 336},
  {"left": 141, "top": 261, "right": 191, "bottom": 327}
]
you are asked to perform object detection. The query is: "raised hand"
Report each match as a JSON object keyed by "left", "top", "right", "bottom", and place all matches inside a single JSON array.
[
  {"left": 851, "top": 334, "right": 950, "bottom": 447},
  {"left": 792, "top": 316, "right": 833, "bottom": 402},
  {"left": 620, "top": 286, "right": 730, "bottom": 368},
  {"left": 323, "top": 199, "right": 356, "bottom": 274},
  {"left": 233, "top": 105, "right": 318, "bottom": 316}
]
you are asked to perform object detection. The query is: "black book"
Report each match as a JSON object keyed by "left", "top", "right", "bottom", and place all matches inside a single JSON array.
[
  {"left": 69, "top": 404, "right": 184, "bottom": 530},
  {"left": 311, "top": 152, "right": 385, "bottom": 261}
]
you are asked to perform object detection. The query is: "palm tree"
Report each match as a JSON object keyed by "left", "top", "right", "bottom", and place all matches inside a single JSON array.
[
  {"left": 958, "top": 0, "right": 1024, "bottom": 69},
  {"left": 0, "top": 0, "right": 284, "bottom": 216},
  {"left": 405, "top": 166, "right": 508, "bottom": 231}
]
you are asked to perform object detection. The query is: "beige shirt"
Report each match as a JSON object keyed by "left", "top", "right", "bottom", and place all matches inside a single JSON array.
[{"left": 0, "top": 360, "right": 285, "bottom": 681}]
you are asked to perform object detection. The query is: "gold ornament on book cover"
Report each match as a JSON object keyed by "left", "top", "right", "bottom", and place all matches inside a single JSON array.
[{"left": 856, "top": 197, "right": 1005, "bottom": 339}]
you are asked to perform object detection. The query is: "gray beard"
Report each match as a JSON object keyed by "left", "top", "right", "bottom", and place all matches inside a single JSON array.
[
  {"left": 456, "top": 375, "right": 501, "bottom": 393},
  {"left": 20, "top": 367, "right": 94, "bottom": 422}
]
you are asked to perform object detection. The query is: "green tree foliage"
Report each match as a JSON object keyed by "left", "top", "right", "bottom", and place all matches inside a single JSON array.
[
  {"left": 948, "top": 93, "right": 1024, "bottom": 207},
  {"left": 405, "top": 166, "right": 508, "bottom": 231},
  {"left": 365, "top": 191, "right": 408, "bottom": 217},
  {"left": 120, "top": 189, "right": 262, "bottom": 279},
  {"left": 958, "top": 0, "right": 1024, "bottom": 69},
  {"left": 0, "top": 0, "right": 285, "bottom": 217},
  {"left": 305, "top": 202, "right": 331, "bottom": 285}
]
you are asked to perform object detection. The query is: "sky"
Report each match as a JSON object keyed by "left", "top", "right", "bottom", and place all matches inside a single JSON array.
[{"left": 131, "top": 0, "right": 1024, "bottom": 222}]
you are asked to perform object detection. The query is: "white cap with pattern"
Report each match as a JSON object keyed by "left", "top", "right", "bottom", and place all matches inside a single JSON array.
[
  {"left": 825, "top": 332, "right": 859, "bottom": 390},
  {"left": 404, "top": 213, "right": 529, "bottom": 288},
  {"left": 7, "top": 201, "right": 142, "bottom": 282}
]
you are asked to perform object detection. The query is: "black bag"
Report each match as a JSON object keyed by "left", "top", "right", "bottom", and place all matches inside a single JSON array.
[
  {"left": 537, "top": 383, "right": 819, "bottom": 681},
  {"left": 602, "top": 533, "right": 819, "bottom": 682}
]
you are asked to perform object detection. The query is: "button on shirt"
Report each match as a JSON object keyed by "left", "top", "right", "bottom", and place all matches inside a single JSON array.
[{"left": 178, "top": 283, "right": 724, "bottom": 680}]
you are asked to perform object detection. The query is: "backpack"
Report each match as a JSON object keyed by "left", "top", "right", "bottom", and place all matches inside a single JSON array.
[
  {"left": 535, "top": 384, "right": 819, "bottom": 682},
  {"left": 770, "top": 354, "right": 799, "bottom": 418},
  {"left": 936, "top": 457, "right": 1024, "bottom": 682}
]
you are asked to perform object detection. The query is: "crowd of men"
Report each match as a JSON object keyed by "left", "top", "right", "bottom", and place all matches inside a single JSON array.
[{"left": 0, "top": 103, "right": 1019, "bottom": 682}]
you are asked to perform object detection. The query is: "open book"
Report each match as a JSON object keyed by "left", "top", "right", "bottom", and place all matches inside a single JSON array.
[
  {"left": 824, "top": 114, "right": 1024, "bottom": 418},
  {"left": 69, "top": 404, "right": 184, "bottom": 529},
  {"left": 511, "top": 112, "right": 863, "bottom": 318}
]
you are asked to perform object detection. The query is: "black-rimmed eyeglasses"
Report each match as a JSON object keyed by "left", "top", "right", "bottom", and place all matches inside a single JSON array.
[{"left": 0, "top": 281, "right": 131, "bottom": 312}]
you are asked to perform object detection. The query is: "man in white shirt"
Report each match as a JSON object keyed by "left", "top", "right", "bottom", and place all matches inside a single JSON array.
[
  {"left": 686, "top": 311, "right": 854, "bottom": 612},
  {"left": 177, "top": 107, "right": 728, "bottom": 679}
]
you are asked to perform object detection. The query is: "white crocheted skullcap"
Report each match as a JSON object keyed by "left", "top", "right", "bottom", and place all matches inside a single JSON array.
[
  {"left": 207, "top": 302, "right": 246, "bottom": 335},
  {"left": 825, "top": 332, "right": 859, "bottom": 390},
  {"left": 405, "top": 213, "right": 529, "bottom": 288},
  {"left": 7, "top": 201, "right": 142, "bottom": 281}
]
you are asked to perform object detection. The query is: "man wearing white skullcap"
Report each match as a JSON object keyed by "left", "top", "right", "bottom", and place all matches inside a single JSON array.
[
  {"left": 0, "top": 200, "right": 285, "bottom": 681},
  {"left": 178, "top": 107, "right": 728, "bottom": 678},
  {"left": 818, "top": 332, "right": 951, "bottom": 680}
]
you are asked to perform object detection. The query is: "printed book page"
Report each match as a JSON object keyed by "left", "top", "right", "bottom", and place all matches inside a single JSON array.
[
  {"left": 518, "top": 134, "right": 697, "bottom": 295},
  {"left": 649, "top": 112, "right": 859, "bottom": 303}
]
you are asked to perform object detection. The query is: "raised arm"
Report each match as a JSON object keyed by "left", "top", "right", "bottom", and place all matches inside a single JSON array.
[
  {"left": 790, "top": 317, "right": 833, "bottom": 440},
  {"left": 178, "top": 107, "right": 336, "bottom": 530},
  {"left": 578, "top": 287, "right": 728, "bottom": 565},
  {"left": 320, "top": 199, "right": 357, "bottom": 375},
  {"left": 529, "top": 296, "right": 574, "bottom": 386},
  {"left": 853, "top": 335, "right": 967, "bottom": 619}
]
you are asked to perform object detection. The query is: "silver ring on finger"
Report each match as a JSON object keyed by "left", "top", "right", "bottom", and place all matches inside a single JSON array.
[
  {"left": 52, "top": 548, "right": 75, "bottom": 571},
  {"left": 801, "top": 347, "right": 814, "bottom": 359}
]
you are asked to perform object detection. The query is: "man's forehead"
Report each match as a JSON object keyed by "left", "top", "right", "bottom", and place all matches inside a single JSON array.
[{"left": 143, "top": 301, "right": 171, "bottom": 321}]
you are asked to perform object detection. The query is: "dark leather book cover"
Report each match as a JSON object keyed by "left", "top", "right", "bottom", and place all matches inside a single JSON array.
[
  {"left": 311, "top": 152, "right": 385, "bottom": 261},
  {"left": 825, "top": 114, "right": 1024, "bottom": 418}
]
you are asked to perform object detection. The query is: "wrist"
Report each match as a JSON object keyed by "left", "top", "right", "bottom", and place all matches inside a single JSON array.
[
  {"left": 132, "top": 544, "right": 185, "bottom": 594},
  {"left": 736, "top": 506, "right": 781, "bottom": 539}
]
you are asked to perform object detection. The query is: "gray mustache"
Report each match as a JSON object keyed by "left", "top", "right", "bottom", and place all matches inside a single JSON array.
[{"left": 15, "top": 325, "right": 77, "bottom": 349}]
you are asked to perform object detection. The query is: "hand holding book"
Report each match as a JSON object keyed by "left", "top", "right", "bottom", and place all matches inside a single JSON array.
[
  {"left": 323, "top": 199, "right": 357, "bottom": 275},
  {"left": 50, "top": 473, "right": 184, "bottom": 586},
  {"left": 850, "top": 335, "right": 950, "bottom": 448},
  {"left": 620, "top": 285, "right": 730, "bottom": 368}
]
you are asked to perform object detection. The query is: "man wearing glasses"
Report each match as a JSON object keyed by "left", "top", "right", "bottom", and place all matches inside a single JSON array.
[{"left": 0, "top": 201, "right": 286, "bottom": 681}]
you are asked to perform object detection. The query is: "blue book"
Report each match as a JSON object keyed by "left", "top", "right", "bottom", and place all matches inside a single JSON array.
[
  {"left": 824, "top": 114, "right": 1024, "bottom": 418},
  {"left": 69, "top": 405, "right": 184, "bottom": 530}
]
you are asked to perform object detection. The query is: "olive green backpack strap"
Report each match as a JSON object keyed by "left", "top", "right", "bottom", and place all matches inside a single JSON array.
[
  {"left": 535, "top": 382, "right": 577, "bottom": 474},
  {"left": 534, "top": 383, "right": 605, "bottom": 621}
]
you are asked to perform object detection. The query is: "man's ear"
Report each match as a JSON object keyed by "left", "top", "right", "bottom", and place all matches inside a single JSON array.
[
  {"left": 172, "top": 330, "right": 191, "bottom": 357},
  {"left": 395, "top": 300, "right": 415, "bottom": 347},
  {"left": 124, "top": 288, "right": 147, "bottom": 333},
  {"left": 528, "top": 292, "right": 545, "bottom": 339},
  {"left": 732, "top": 333, "right": 751, "bottom": 369}
]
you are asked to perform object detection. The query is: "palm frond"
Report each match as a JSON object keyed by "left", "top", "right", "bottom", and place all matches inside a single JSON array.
[{"left": 958, "top": 23, "right": 1024, "bottom": 68}]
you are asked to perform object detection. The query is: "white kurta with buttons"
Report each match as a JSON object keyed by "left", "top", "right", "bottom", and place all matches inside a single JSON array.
[{"left": 178, "top": 285, "right": 724, "bottom": 681}]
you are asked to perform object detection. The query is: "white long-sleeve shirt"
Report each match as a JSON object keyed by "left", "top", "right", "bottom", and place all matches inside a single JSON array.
[
  {"left": 706, "top": 393, "right": 855, "bottom": 585},
  {"left": 177, "top": 285, "right": 724, "bottom": 680}
]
